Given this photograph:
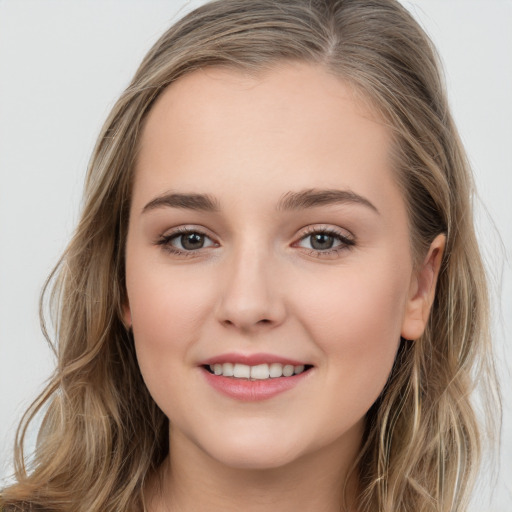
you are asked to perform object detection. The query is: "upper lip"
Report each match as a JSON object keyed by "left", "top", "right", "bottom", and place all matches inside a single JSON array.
[{"left": 200, "top": 353, "right": 310, "bottom": 367}]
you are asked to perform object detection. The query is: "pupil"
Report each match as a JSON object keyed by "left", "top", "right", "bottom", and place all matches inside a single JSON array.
[
  {"left": 182, "top": 233, "right": 204, "bottom": 250},
  {"left": 311, "top": 233, "right": 334, "bottom": 250}
]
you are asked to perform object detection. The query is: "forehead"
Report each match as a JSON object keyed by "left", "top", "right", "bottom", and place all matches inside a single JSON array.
[
  {"left": 133, "top": 62, "right": 403, "bottom": 222},
  {"left": 140, "top": 63, "right": 384, "bottom": 151}
]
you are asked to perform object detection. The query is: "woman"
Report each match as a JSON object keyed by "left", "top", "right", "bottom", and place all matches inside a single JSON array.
[{"left": 0, "top": 0, "right": 499, "bottom": 510}]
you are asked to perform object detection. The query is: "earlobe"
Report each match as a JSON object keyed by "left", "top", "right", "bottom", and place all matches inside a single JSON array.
[
  {"left": 123, "top": 302, "right": 132, "bottom": 330},
  {"left": 401, "top": 234, "right": 446, "bottom": 341}
]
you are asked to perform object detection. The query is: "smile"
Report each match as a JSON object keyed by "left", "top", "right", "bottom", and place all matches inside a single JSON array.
[
  {"left": 200, "top": 356, "right": 313, "bottom": 401},
  {"left": 206, "top": 362, "right": 310, "bottom": 380}
]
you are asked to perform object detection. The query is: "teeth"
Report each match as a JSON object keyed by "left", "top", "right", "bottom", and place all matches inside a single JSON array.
[
  {"left": 269, "top": 363, "right": 283, "bottom": 378},
  {"left": 233, "top": 363, "right": 251, "bottom": 378},
  {"left": 222, "top": 362, "right": 234, "bottom": 377},
  {"left": 283, "top": 364, "right": 294, "bottom": 377},
  {"left": 250, "top": 364, "right": 270, "bottom": 380},
  {"left": 208, "top": 362, "right": 308, "bottom": 379}
]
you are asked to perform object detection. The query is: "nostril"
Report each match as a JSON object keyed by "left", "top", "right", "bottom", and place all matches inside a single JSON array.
[{"left": 221, "top": 318, "right": 272, "bottom": 328}]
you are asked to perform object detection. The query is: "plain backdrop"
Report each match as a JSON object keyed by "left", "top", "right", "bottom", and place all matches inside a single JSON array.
[{"left": 0, "top": 1, "right": 511, "bottom": 510}]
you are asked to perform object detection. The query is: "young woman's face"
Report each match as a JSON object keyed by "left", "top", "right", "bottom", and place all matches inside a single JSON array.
[{"left": 124, "top": 63, "right": 435, "bottom": 470}]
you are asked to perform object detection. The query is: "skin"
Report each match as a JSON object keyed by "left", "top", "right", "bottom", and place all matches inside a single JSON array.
[{"left": 124, "top": 62, "right": 445, "bottom": 512}]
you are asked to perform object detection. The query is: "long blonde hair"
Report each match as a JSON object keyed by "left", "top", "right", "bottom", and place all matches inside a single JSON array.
[{"left": 1, "top": 1, "right": 498, "bottom": 510}]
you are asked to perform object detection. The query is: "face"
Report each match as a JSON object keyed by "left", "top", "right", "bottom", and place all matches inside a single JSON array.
[{"left": 124, "top": 63, "right": 439, "bottom": 471}]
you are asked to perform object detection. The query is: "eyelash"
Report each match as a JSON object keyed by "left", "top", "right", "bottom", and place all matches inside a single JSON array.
[
  {"left": 155, "top": 226, "right": 355, "bottom": 258},
  {"left": 155, "top": 226, "right": 217, "bottom": 258},
  {"left": 295, "top": 226, "right": 355, "bottom": 258}
]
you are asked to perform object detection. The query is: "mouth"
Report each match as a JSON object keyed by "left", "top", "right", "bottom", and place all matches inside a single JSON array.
[
  {"left": 202, "top": 362, "right": 313, "bottom": 380},
  {"left": 199, "top": 353, "right": 314, "bottom": 401}
]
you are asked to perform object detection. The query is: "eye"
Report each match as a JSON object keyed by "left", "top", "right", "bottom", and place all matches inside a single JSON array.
[
  {"left": 295, "top": 227, "right": 355, "bottom": 256},
  {"left": 173, "top": 232, "right": 213, "bottom": 251},
  {"left": 156, "top": 227, "right": 217, "bottom": 255}
]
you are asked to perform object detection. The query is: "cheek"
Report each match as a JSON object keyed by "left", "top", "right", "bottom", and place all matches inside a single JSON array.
[
  {"left": 292, "top": 260, "right": 408, "bottom": 402},
  {"left": 125, "top": 259, "right": 216, "bottom": 397},
  {"left": 298, "top": 264, "right": 407, "bottom": 340},
  {"left": 127, "top": 257, "right": 213, "bottom": 337}
]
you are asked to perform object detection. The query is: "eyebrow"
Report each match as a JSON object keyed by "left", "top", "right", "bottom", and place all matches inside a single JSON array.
[
  {"left": 142, "top": 192, "right": 220, "bottom": 213},
  {"left": 141, "top": 188, "right": 379, "bottom": 215},
  {"left": 277, "top": 188, "right": 379, "bottom": 214}
]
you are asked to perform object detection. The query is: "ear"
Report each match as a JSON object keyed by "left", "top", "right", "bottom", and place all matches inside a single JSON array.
[
  {"left": 122, "top": 301, "right": 132, "bottom": 330},
  {"left": 401, "top": 234, "right": 446, "bottom": 341}
]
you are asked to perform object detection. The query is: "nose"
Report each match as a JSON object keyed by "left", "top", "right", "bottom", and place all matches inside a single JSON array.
[{"left": 214, "top": 244, "right": 286, "bottom": 333}]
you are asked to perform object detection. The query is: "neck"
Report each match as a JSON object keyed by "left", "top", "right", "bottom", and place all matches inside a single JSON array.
[{"left": 146, "top": 425, "right": 362, "bottom": 512}]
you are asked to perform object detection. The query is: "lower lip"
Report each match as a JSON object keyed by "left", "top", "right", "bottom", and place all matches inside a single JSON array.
[{"left": 201, "top": 368, "right": 311, "bottom": 402}]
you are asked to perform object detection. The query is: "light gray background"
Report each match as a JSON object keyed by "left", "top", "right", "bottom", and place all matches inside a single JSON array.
[{"left": 0, "top": 1, "right": 510, "bottom": 510}]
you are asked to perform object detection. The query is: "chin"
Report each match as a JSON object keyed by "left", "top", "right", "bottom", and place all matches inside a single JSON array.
[
  {"left": 197, "top": 427, "right": 307, "bottom": 471},
  {"left": 209, "top": 445, "right": 302, "bottom": 471}
]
